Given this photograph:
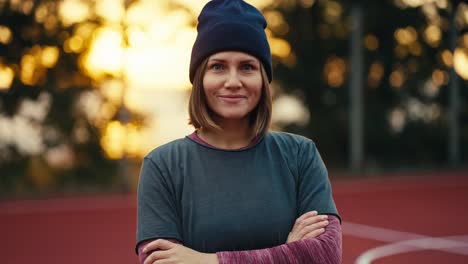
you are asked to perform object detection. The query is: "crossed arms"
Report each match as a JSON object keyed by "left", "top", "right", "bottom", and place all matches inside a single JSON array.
[{"left": 138, "top": 213, "right": 341, "bottom": 264}]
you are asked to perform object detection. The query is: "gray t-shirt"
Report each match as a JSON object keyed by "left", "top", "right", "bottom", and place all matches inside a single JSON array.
[{"left": 136, "top": 131, "right": 339, "bottom": 253}]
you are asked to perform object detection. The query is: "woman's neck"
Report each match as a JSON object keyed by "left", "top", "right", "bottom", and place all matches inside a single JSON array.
[{"left": 197, "top": 119, "right": 254, "bottom": 150}]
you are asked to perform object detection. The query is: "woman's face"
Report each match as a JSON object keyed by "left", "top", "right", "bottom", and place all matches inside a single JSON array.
[{"left": 203, "top": 51, "right": 262, "bottom": 123}]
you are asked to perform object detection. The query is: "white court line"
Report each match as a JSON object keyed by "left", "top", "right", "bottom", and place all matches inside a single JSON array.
[
  {"left": 343, "top": 222, "right": 468, "bottom": 264},
  {"left": 342, "top": 222, "right": 427, "bottom": 242},
  {"left": 355, "top": 235, "right": 468, "bottom": 264}
]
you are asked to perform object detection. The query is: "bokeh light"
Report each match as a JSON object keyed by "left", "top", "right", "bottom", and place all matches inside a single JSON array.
[
  {"left": 368, "top": 62, "right": 384, "bottom": 88},
  {"left": 81, "top": 27, "right": 125, "bottom": 79},
  {"left": 440, "top": 49, "right": 453, "bottom": 67},
  {"left": 0, "top": 25, "right": 12, "bottom": 44},
  {"left": 324, "top": 56, "right": 347, "bottom": 87},
  {"left": 0, "top": 63, "right": 14, "bottom": 90},
  {"left": 424, "top": 24, "right": 441, "bottom": 47},
  {"left": 365, "top": 34, "right": 379, "bottom": 51},
  {"left": 59, "top": 0, "right": 90, "bottom": 26},
  {"left": 394, "top": 27, "right": 417, "bottom": 46},
  {"left": 389, "top": 68, "right": 405, "bottom": 89},
  {"left": 454, "top": 47, "right": 468, "bottom": 80}
]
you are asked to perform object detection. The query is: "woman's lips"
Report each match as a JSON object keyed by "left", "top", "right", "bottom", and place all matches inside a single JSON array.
[{"left": 218, "top": 95, "right": 246, "bottom": 103}]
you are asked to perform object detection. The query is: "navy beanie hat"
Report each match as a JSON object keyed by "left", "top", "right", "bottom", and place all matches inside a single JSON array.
[{"left": 189, "top": 0, "right": 272, "bottom": 83}]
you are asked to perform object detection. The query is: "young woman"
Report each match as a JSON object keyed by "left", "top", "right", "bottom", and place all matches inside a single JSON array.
[{"left": 136, "top": 1, "right": 341, "bottom": 263}]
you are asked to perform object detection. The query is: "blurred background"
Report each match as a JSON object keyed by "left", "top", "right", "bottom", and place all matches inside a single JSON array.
[
  {"left": 0, "top": 0, "right": 467, "bottom": 196},
  {"left": 0, "top": 0, "right": 467, "bottom": 263}
]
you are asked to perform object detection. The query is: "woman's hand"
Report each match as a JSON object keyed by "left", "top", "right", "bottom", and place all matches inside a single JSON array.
[
  {"left": 142, "top": 239, "right": 218, "bottom": 264},
  {"left": 286, "top": 211, "right": 329, "bottom": 243}
]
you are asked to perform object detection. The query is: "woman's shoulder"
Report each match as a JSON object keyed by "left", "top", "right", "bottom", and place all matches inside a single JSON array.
[
  {"left": 266, "top": 131, "right": 316, "bottom": 147},
  {"left": 144, "top": 137, "right": 192, "bottom": 160},
  {"left": 264, "top": 132, "right": 321, "bottom": 167}
]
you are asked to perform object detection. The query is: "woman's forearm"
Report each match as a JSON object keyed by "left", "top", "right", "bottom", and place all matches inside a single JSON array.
[
  {"left": 138, "top": 215, "right": 341, "bottom": 264},
  {"left": 216, "top": 215, "right": 341, "bottom": 264}
]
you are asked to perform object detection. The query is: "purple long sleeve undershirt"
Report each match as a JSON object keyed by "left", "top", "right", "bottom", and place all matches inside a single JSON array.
[
  {"left": 137, "top": 215, "right": 341, "bottom": 264},
  {"left": 216, "top": 215, "right": 341, "bottom": 264}
]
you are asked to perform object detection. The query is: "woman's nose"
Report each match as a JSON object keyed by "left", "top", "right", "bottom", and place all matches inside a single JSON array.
[{"left": 224, "top": 70, "right": 242, "bottom": 88}]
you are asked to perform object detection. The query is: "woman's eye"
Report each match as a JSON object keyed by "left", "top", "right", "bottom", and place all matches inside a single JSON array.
[
  {"left": 241, "top": 64, "right": 255, "bottom": 71},
  {"left": 210, "top": 64, "right": 224, "bottom": 71}
]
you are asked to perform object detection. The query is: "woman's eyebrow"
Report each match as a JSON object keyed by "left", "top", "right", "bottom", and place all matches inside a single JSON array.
[
  {"left": 208, "top": 58, "right": 226, "bottom": 63},
  {"left": 240, "top": 59, "right": 259, "bottom": 64},
  {"left": 208, "top": 58, "right": 258, "bottom": 63}
]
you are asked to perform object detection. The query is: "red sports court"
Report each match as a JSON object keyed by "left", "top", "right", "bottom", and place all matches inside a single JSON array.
[{"left": 1, "top": 170, "right": 467, "bottom": 263}]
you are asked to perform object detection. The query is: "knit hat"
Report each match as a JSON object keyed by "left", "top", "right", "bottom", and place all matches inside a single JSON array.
[{"left": 189, "top": 0, "right": 272, "bottom": 83}]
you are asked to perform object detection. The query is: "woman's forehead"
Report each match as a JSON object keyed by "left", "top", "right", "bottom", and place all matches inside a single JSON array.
[{"left": 208, "top": 51, "right": 259, "bottom": 62}]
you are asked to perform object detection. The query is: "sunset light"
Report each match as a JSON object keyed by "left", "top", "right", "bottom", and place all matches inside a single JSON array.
[
  {"left": 63, "top": 0, "right": 294, "bottom": 159},
  {"left": 2, "top": 0, "right": 466, "bottom": 167},
  {"left": 81, "top": 27, "right": 125, "bottom": 80}
]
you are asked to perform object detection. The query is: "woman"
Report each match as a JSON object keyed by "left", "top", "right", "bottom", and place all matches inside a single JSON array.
[{"left": 136, "top": 0, "right": 341, "bottom": 263}]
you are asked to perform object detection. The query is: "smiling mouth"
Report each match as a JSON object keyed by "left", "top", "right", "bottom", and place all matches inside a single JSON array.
[{"left": 218, "top": 95, "right": 247, "bottom": 103}]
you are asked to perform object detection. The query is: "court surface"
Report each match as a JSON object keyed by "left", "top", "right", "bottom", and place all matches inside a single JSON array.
[{"left": 1, "top": 170, "right": 467, "bottom": 263}]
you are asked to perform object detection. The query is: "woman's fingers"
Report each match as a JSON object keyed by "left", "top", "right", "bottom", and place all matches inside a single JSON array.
[
  {"left": 288, "top": 211, "right": 331, "bottom": 242},
  {"left": 298, "top": 220, "right": 329, "bottom": 237},
  {"left": 143, "top": 239, "right": 175, "bottom": 253},
  {"left": 144, "top": 250, "right": 170, "bottom": 264},
  {"left": 305, "top": 214, "right": 328, "bottom": 225},
  {"left": 302, "top": 228, "right": 326, "bottom": 240},
  {"left": 299, "top": 214, "right": 328, "bottom": 230},
  {"left": 291, "top": 211, "right": 318, "bottom": 232},
  {"left": 154, "top": 259, "right": 172, "bottom": 264},
  {"left": 293, "top": 213, "right": 328, "bottom": 233}
]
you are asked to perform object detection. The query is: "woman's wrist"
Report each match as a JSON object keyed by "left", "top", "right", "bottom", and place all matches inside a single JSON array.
[{"left": 203, "top": 253, "right": 219, "bottom": 264}]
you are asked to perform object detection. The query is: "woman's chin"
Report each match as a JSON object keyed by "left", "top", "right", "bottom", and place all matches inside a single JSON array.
[{"left": 213, "top": 112, "right": 250, "bottom": 122}]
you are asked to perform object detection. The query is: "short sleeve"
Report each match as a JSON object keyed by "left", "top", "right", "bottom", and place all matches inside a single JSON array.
[
  {"left": 136, "top": 157, "right": 183, "bottom": 253},
  {"left": 297, "top": 141, "right": 340, "bottom": 222}
]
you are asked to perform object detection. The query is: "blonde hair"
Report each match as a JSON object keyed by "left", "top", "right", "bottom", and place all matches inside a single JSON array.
[{"left": 188, "top": 57, "right": 272, "bottom": 138}]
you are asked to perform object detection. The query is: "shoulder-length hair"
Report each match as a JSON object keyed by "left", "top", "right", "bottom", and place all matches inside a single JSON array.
[{"left": 188, "top": 57, "right": 272, "bottom": 138}]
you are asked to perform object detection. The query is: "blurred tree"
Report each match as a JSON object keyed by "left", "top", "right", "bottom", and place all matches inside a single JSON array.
[
  {"left": 0, "top": 0, "right": 145, "bottom": 196},
  {"left": 270, "top": 0, "right": 468, "bottom": 171}
]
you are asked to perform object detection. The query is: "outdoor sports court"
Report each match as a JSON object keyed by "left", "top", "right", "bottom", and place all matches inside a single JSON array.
[{"left": 1, "top": 170, "right": 467, "bottom": 263}]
